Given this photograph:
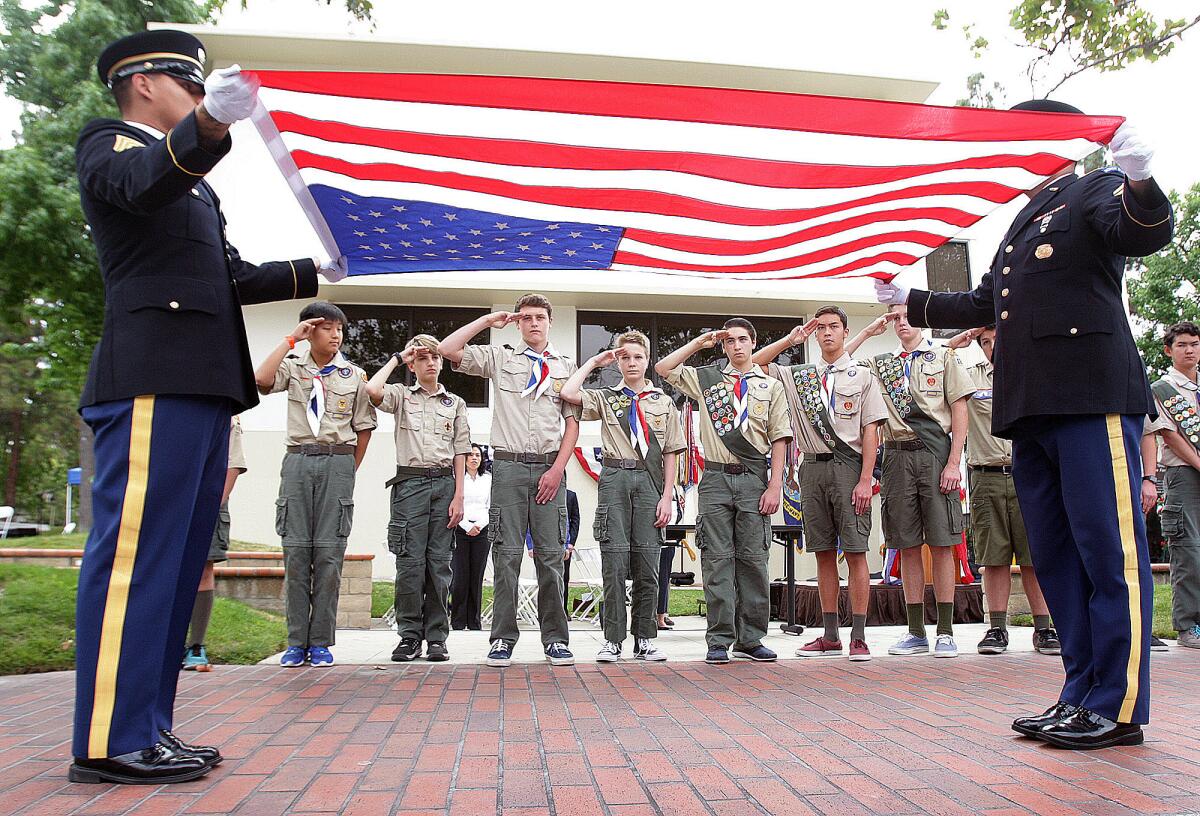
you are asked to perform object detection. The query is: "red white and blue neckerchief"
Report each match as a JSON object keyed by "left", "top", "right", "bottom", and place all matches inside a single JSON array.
[
  {"left": 728, "top": 371, "right": 750, "bottom": 429},
  {"left": 895, "top": 338, "right": 934, "bottom": 385},
  {"left": 621, "top": 385, "right": 656, "bottom": 457},
  {"left": 520, "top": 348, "right": 555, "bottom": 399},
  {"left": 306, "top": 360, "right": 342, "bottom": 437}
]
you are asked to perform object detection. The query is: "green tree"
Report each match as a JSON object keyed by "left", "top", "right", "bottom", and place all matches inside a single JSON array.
[
  {"left": 934, "top": 1, "right": 1199, "bottom": 106},
  {"left": 1128, "top": 184, "right": 1200, "bottom": 382},
  {"left": 0, "top": 0, "right": 370, "bottom": 526}
]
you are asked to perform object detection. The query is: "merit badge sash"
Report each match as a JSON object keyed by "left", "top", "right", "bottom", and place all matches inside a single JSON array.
[
  {"left": 790, "top": 364, "right": 861, "bottom": 467},
  {"left": 873, "top": 353, "right": 951, "bottom": 464},
  {"left": 696, "top": 364, "right": 768, "bottom": 485},
  {"left": 1152, "top": 379, "right": 1200, "bottom": 451}
]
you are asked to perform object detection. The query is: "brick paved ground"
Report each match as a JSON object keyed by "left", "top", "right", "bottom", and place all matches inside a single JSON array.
[{"left": 2, "top": 650, "right": 1199, "bottom": 816}]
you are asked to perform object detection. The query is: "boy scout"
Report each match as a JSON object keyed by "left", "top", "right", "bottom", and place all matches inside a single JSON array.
[
  {"left": 848, "top": 305, "right": 973, "bottom": 658},
  {"left": 439, "top": 294, "right": 580, "bottom": 667},
  {"left": 946, "top": 326, "right": 1060, "bottom": 656},
  {"left": 1147, "top": 321, "right": 1200, "bottom": 649},
  {"left": 561, "top": 330, "right": 685, "bottom": 662},
  {"left": 367, "top": 336, "right": 470, "bottom": 662},
  {"left": 654, "top": 319, "right": 791, "bottom": 665},
  {"left": 753, "top": 306, "right": 887, "bottom": 661},
  {"left": 183, "top": 416, "right": 248, "bottom": 672},
  {"left": 254, "top": 301, "right": 376, "bottom": 668}
]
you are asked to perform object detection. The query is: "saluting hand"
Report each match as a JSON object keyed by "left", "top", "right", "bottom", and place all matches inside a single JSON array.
[
  {"left": 946, "top": 327, "right": 983, "bottom": 350},
  {"left": 590, "top": 349, "right": 618, "bottom": 367},
  {"left": 863, "top": 312, "right": 899, "bottom": 338},
  {"left": 697, "top": 329, "right": 730, "bottom": 349},
  {"left": 484, "top": 311, "right": 519, "bottom": 329},
  {"left": 789, "top": 319, "right": 820, "bottom": 346},
  {"left": 1110, "top": 122, "right": 1155, "bottom": 181},
  {"left": 290, "top": 317, "right": 325, "bottom": 341}
]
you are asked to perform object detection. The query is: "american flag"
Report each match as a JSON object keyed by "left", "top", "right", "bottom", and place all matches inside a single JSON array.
[{"left": 251, "top": 72, "right": 1123, "bottom": 281}]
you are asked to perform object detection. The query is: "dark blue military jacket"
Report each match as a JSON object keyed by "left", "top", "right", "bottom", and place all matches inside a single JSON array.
[
  {"left": 76, "top": 111, "right": 318, "bottom": 412},
  {"left": 907, "top": 169, "right": 1173, "bottom": 439}
]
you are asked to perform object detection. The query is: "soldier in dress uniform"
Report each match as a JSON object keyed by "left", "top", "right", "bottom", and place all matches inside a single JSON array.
[
  {"left": 562, "top": 330, "right": 686, "bottom": 663},
  {"left": 439, "top": 294, "right": 581, "bottom": 667},
  {"left": 367, "top": 335, "right": 471, "bottom": 663},
  {"left": 70, "top": 30, "right": 341, "bottom": 784},
  {"left": 753, "top": 306, "right": 888, "bottom": 661},
  {"left": 655, "top": 319, "right": 792, "bottom": 665},
  {"left": 944, "top": 326, "right": 1060, "bottom": 657},
  {"left": 1145, "top": 321, "right": 1200, "bottom": 650},
  {"left": 876, "top": 102, "right": 1174, "bottom": 748},
  {"left": 847, "top": 307, "right": 974, "bottom": 658}
]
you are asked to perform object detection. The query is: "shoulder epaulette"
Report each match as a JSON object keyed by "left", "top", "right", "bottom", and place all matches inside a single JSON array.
[{"left": 502, "top": 344, "right": 514, "bottom": 351}]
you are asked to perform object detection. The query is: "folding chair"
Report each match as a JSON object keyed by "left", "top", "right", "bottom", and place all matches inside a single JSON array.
[
  {"left": 568, "top": 544, "right": 607, "bottom": 626},
  {"left": 0, "top": 506, "right": 13, "bottom": 540}
]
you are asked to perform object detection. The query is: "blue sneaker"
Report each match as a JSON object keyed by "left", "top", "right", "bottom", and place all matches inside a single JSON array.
[
  {"left": 705, "top": 646, "right": 730, "bottom": 664},
  {"left": 307, "top": 646, "right": 334, "bottom": 667},
  {"left": 732, "top": 644, "right": 777, "bottom": 662},
  {"left": 933, "top": 634, "right": 958, "bottom": 658},
  {"left": 544, "top": 643, "right": 574, "bottom": 666},
  {"left": 486, "top": 639, "right": 512, "bottom": 667},
  {"left": 887, "top": 633, "right": 929, "bottom": 655},
  {"left": 182, "top": 644, "right": 211, "bottom": 672},
  {"left": 279, "top": 646, "right": 306, "bottom": 667}
]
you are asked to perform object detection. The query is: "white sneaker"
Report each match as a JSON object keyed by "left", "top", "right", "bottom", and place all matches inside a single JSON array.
[
  {"left": 635, "top": 638, "right": 667, "bottom": 661},
  {"left": 933, "top": 634, "right": 959, "bottom": 658},
  {"left": 596, "top": 641, "right": 622, "bottom": 663}
]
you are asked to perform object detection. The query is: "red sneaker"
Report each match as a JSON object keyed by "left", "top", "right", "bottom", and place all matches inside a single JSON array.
[
  {"left": 795, "top": 636, "right": 843, "bottom": 657},
  {"left": 848, "top": 639, "right": 872, "bottom": 662}
]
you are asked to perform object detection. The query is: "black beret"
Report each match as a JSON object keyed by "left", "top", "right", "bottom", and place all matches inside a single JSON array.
[
  {"left": 97, "top": 29, "right": 206, "bottom": 89},
  {"left": 1010, "top": 99, "right": 1085, "bottom": 115}
]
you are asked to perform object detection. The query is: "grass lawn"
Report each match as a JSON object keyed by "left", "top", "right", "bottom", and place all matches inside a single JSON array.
[
  {"left": 0, "top": 562, "right": 286, "bottom": 675},
  {"left": 1, "top": 532, "right": 282, "bottom": 553},
  {"left": 1012, "top": 583, "right": 1177, "bottom": 639},
  {"left": 372, "top": 580, "right": 706, "bottom": 619}
]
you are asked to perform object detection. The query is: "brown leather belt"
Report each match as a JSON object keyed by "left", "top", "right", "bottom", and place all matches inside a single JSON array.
[
  {"left": 287, "top": 443, "right": 355, "bottom": 455},
  {"left": 395, "top": 465, "right": 453, "bottom": 478},
  {"left": 804, "top": 453, "right": 835, "bottom": 463},
  {"left": 601, "top": 456, "right": 646, "bottom": 471},
  {"left": 717, "top": 462, "right": 749, "bottom": 475},
  {"left": 884, "top": 440, "right": 925, "bottom": 451},
  {"left": 492, "top": 450, "right": 557, "bottom": 465},
  {"left": 971, "top": 464, "right": 1013, "bottom": 475}
]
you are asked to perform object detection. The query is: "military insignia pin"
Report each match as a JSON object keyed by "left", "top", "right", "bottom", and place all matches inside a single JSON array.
[{"left": 1035, "top": 244, "right": 1054, "bottom": 260}]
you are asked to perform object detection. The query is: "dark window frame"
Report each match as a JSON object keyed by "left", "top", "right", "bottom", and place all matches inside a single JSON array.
[
  {"left": 339, "top": 304, "right": 490, "bottom": 407},
  {"left": 924, "top": 241, "right": 972, "bottom": 339}
]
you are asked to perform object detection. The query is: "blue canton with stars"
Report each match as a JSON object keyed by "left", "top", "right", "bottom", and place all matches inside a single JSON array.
[{"left": 312, "top": 185, "right": 624, "bottom": 275}]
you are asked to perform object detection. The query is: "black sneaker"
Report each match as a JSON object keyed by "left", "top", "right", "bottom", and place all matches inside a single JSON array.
[
  {"left": 391, "top": 637, "right": 421, "bottom": 662},
  {"left": 1033, "top": 628, "right": 1061, "bottom": 655},
  {"left": 544, "top": 643, "right": 575, "bottom": 666},
  {"left": 732, "top": 644, "right": 777, "bottom": 662},
  {"left": 977, "top": 627, "right": 1009, "bottom": 655},
  {"left": 486, "top": 639, "right": 512, "bottom": 667},
  {"left": 705, "top": 646, "right": 730, "bottom": 664},
  {"left": 1150, "top": 635, "right": 1170, "bottom": 653},
  {"left": 425, "top": 641, "right": 448, "bottom": 662}
]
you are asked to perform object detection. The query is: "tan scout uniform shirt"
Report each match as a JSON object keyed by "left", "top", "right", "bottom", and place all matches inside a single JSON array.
[
  {"left": 270, "top": 350, "right": 377, "bottom": 445},
  {"left": 665, "top": 363, "right": 791, "bottom": 465},
  {"left": 227, "top": 416, "right": 247, "bottom": 472},
  {"left": 775, "top": 354, "right": 888, "bottom": 456},
  {"left": 965, "top": 361, "right": 1011, "bottom": 467},
  {"left": 1149, "top": 367, "right": 1200, "bottom": 469},
  {"left": 870, "top": 340, "right": 975, "bottom": 442},
  {"left": 579, "top": 383, "right": 687, "bottom": 460},
  {"left": 454, "top": 342, "right": 581, "bottom": 455},
  {"left": 378, "top": 383, "right": 472, "bottom": 468}
]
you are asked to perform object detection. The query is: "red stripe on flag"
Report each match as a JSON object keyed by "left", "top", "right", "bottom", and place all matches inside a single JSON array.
[
  {"left": 256, "top": 72, "right": 1124, "bottom": 144},
  {"left": 291, "top": 151, "right": 1023, "bottom": 228},
  {"left": 271, "top": 111, "right": 1077, "bottom": 190},
  {"left": 615, "top": 251, "right": 920, "bottom": 279}
]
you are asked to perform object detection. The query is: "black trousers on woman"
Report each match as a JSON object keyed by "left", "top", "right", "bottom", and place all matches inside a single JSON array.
[{"left": 450, "top": 527, "right": 489, "bottom": 630}]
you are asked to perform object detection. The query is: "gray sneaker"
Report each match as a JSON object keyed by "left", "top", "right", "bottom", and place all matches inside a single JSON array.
[
  {"left": 1179, "top": 626, "right": 1200, "bottom": 649},
  {"left": 887, "top": 633, "right": 929, "bottom": 655},
  {"left": 933, "top": 634, "right": 958, "bottom": 658}
]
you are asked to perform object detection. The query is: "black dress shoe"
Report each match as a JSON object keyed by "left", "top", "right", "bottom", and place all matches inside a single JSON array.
[
  {"left": 69, "top": 742, "right": 211, "bottom": 784},
  {"left": 1039, "top": 708, "right": 1144, "bottom": 750},
  {"left": 1012, "top": 702, "right": 1078, "bottom": 737},
  {"left": 160, "top": 729, "right": 222, "bottom": 766}
]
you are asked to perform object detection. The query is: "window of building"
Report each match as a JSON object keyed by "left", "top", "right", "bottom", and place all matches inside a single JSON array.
[
  {"left": 577, "top": 311, "right": 806, "bottom": 398},
  {"left": 924, "top": 241, "right": 971, "bottom": 338},
  {"left": 339, "top": 305, "right": 490, "bottom": 406}
]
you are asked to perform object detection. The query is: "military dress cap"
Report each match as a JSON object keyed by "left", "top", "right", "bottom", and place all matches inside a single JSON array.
[
  {"left": 97, "top": 29, "right": 206, "bottom": 89},
  {"left": 1010, "top": 99, "right": 1085, "bottom": 115}
]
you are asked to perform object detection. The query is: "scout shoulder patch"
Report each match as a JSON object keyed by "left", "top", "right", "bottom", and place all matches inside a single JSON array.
[{"left": 112, "top": 134, "right": 143, "bottom": 152}]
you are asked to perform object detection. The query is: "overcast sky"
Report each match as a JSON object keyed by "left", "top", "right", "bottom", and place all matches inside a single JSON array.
[{"left": 3, "top": 0, "right": 1196, "bottom": 193}]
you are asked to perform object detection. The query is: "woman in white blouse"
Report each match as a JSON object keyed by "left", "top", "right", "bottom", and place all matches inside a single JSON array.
[{"left": 450, "top": 444, "right": 492, "bottom": 630}]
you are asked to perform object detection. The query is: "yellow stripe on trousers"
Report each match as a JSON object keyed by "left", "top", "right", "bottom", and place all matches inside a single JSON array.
[
  {"left": 1105, "top": 413, "right": 1142, "bottom": 724},
  {"left": 88, "top": 395, "right": 155, "bottom": 758}
]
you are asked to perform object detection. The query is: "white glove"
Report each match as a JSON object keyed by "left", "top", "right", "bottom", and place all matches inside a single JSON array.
[
  {"left": 317, "top": 255, "right": 349, "bottom": 283},
  {"left": 1110, "top": 122, "right": 1154, "bottom": 181},
  {"left": 202, "top": 65, "right": 259, "bottom": 124},
  {"left": 874, "top": 278, "right": 909, "bottom": 305}
]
